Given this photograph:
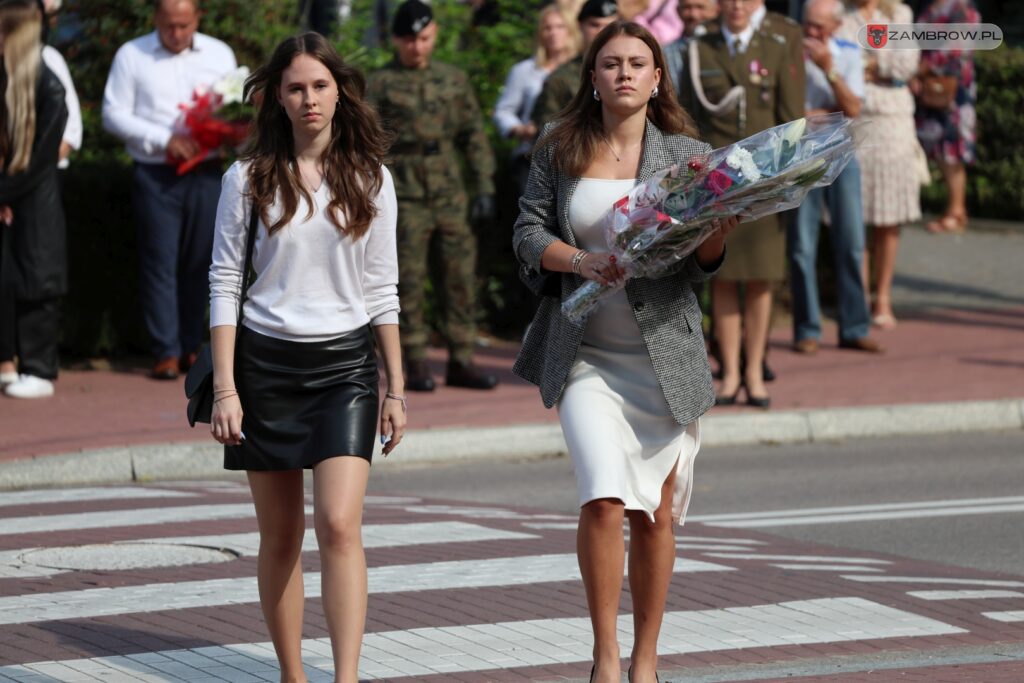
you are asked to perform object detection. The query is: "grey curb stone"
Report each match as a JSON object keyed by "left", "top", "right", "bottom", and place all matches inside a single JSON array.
[{"left": 1, "top": 399, "right": 1021, "bottom": 490}]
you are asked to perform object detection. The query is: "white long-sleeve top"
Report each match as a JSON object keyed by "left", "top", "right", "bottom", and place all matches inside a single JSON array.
[
  {"left": 492, "top": 57, "right": 549, "bottom": 158},
  {"left": 101, "top": 31, "right": 236, "bottom": 164},
  {"left": 209, "top": 161, "right": 400, "bottom": 342},
  {"left": 41, "top": 46, "right": 82, "bottom": 170}
]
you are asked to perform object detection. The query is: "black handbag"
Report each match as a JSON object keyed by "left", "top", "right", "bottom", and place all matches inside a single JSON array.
[{"left": 185, "top": 202, "right": 259, "bottom": 427}]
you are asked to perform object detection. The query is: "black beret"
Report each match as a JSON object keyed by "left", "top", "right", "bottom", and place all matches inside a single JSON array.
[
  {"left": 577, "top": 0, "right": 617, "bottom": 22},
  {"left": 392, "top": 0, "right": 434, "bottom": 37}
]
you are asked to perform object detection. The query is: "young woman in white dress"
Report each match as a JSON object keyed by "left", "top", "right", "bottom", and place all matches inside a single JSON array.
[{"left": 513, "top": 21, "right": 737, "bottom": 683}]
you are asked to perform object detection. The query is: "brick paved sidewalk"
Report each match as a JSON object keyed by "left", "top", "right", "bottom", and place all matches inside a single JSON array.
[
  {"left": 0, "top": 482, "right": 1023, "bottom": 681},
  {"left": 1, "top": 305, "right": 1022, "bottom": 463}
]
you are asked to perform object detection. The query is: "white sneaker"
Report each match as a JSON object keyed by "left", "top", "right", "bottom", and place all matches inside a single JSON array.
[
  {"left": 4, "top": 375, "right": 55, "bottom": 399},
  {"left": 0, "top": 371, "right": 18, "bottom": 386}
]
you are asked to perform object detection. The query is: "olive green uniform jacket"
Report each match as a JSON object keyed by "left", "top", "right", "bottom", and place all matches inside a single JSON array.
[{"left": 679, "top": 23, "right": 805, "bottom": 281}]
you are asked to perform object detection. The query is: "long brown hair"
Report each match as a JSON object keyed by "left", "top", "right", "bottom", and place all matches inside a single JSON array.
[
  {"left": 0, "top": 0, "right": 42, "bottom": 175},
  {"left": 538, "top": 21, "right": 699, "bottom": 177},
  {"left": 242, "top": 32, "right": 391, "bottom": 239}
]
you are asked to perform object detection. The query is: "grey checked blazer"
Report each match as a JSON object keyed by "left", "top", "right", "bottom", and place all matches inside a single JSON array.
[{"left": 512, "top": 120, "right": 722, "bottom": 426}]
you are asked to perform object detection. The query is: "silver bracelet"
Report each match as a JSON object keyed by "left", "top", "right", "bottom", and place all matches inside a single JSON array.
[
  {"left": 385, "top": 392, "right": 407, "bottom": 413},
  {"left": 571, "top": 249, "right": 589, "bottom": 275}
]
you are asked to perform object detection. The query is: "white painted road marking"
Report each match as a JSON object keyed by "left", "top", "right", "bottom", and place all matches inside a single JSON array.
[
  {"left": 771, "top": 564, "right": 884, "bottom": 573},
  {"left": 0, "top": 522, "right": 539, "bottom": 579},
  {"left": 0, "top": 504, "right": 299, "bottom": 535},
  {"left": 0, "top": 486, "right": 196, "bottom": 507},
  {"left": 704, "top": 553, "right": 892, "bottom": 564},
  {"left": 0, "top": 554, "right": 733, "bottom": 626},
  {"left": 690, "top": 496, "right": 1024, "bottom": 528},
  {"left": 145, "top": 521, "right": 539, "bottom": 556},
  {"left": 0, "top": 598, "right": 965, "bottom": 681},
  {"left": 907, "top": 589, "right": 1024, "bottom": 600},
  {"left": 841, "top": 575, "right": 1024, "bottom": 588},
  {"left": 983, "top": 610, "right": 1024, "bottom": 623}
]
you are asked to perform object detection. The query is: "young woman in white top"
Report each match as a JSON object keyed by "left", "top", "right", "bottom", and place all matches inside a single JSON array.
[
  {"left": 493, "top": 4, "right": 579, "bottom": 193},
  {"left": 208, "top": 33, "right": 406, "bottom": 683}
]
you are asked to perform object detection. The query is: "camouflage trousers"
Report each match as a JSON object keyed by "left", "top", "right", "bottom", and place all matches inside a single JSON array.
[{"left": 397, "top": 196, "right": 478, "bottom": 364}]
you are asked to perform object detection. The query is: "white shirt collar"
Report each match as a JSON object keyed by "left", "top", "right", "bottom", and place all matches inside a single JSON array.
[{"left": 721, "top": 23, "right": 756, "bottom": 55}]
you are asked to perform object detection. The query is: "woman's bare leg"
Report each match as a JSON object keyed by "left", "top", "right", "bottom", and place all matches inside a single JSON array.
[
  {"left": 712, "top": 280, "right": 742, "bottom": 398},
  {"left": 626, "top": 465, "right": 678, "bottom": 683},
  {"left": 248, "top": 469, "right": 308, "bottom": 683},
  {"left": 741, "top": 281, "right": 772, "bottom": 401},
  {"left": 313, "top": 456, "right": 371, "bottom": 683},
  {"left": 578, "top": 498, "right": 626, "bottom": 683},
  {"left": 872, "top": 225, "right": 901, "bottom": 323}
]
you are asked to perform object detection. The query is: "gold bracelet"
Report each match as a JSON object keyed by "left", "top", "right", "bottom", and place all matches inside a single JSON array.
[{"left": 213, "top": 392, "right": 238, "bottom": 403}]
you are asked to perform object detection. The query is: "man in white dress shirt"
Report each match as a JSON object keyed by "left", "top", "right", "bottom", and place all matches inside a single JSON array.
[
  {"left": 789, "top": 0, "right": 882, "bottom": 355},
  {"left": 102, "top": 0, "right": 236, "bottom": 379}
]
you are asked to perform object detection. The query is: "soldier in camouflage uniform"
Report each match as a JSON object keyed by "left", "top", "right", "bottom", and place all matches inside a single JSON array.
[
  {"left": 366, "top": 0, "right": 498, "bottom": 392},
  {"left": 531, "top": 0, "right": 619, "bottom": 130}
]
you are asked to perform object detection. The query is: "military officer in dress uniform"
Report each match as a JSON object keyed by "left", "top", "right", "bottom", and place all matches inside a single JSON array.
[
  {"left": 679, "top": 0, "right": 804, "bottom": 409},
  {"left": 531, "top": 0, "right": 618, "bottom": 129},
  {"left": 366, "top": 0, "right": 498, "bottom": 392}
]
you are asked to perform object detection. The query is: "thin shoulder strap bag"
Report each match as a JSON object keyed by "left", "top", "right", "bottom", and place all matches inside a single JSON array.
[{"left": 185, "top": 200, "right": 260, "bottom": 427}]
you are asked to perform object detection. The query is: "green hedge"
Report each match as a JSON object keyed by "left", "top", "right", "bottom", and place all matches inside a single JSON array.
[{"left": 921, "top": 45, "right": 1024, "bottom": 219}]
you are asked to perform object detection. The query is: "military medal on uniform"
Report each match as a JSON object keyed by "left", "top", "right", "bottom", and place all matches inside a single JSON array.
[{"left": 749, "top": 58, "right": 771, "bottom": 104}]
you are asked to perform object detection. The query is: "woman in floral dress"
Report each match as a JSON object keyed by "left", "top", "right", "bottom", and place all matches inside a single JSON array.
[{"left": 914, "top": 0, "right": 980, "bottom": 234}]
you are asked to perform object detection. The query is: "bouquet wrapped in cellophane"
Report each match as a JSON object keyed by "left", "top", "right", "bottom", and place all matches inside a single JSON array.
[{"left": 561, "top": 112, "right": 858, "bottom": 323}]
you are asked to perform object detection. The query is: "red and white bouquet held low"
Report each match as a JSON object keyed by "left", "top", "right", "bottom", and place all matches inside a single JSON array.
[
  {"left": 561, "top": 112, "right": 859, "bottom": 323},
  {"left": 170, "top": 66, "right": 252, "bottom": 175}
]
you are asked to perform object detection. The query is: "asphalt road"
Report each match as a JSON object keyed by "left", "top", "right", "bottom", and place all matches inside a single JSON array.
[{"left": 368, "top": 429, "right": 1024, "bottom": 576}]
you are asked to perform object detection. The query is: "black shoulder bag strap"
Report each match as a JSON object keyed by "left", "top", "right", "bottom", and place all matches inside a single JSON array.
[
  {"left": 184, "top": 200, "right": 260, "bottom": 427},
  {"left": 237, "top": 200, "right": 260, "bottom": 328}
]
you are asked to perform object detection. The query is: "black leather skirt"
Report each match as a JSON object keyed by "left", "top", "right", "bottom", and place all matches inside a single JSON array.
[{"left": 224, "top": 325, "right": 379, "bottom": 470}]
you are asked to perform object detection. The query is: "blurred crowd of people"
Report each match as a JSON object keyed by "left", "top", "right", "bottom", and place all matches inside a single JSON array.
[{"left": 0, "top": 0, "right": 982, "bottom": 401}]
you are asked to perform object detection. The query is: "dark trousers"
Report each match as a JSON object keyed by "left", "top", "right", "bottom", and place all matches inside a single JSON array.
[
  {"left": 0, "top": 278, "right": 13, "bottom": 363},
  {"left": 132, "top": 162, "right": 220, "bottom": 360}
]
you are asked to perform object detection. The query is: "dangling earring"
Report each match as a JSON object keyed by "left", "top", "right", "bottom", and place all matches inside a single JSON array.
[
  {"left": 593, "top": 88, "right": 601, "bottom": 102},
  {"left": 651, "top": 85, "right": 659, "bottom": 99}
]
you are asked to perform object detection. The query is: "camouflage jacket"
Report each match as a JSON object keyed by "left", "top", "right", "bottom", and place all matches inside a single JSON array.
[
  {"left": 531, "top": 55, "right": 583, "bottom": 130},
  {"left": 366, "top": 59, "right": 495, "bottom": 201}
]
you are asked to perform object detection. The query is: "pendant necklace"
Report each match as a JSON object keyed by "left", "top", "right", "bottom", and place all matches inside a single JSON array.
[{"left": 604, "top": 137, "right": 637, "bottom": 162}]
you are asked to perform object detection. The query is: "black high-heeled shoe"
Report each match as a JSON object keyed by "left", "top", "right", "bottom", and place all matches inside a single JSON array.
[
  {"left": 626, "top": 665, "right": 660, "bottom": 683},
  {"left": 715, "top": 380, "right": 742, "bottom": 406}
]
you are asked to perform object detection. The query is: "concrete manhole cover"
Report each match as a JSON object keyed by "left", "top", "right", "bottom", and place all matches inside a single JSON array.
[{"left": 21, "top": 543, "right": 238, "bottom": 571}]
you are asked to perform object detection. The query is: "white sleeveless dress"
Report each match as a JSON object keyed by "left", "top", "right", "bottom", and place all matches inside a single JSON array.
[{"left": 557, "top": 178, "right": 701, "bottom": 525}]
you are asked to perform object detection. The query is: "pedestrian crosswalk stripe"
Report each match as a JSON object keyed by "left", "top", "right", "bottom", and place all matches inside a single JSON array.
[
  {"left": 690, "top": 495, "right": 1024, "bottom": 522},
  {"left": 907, "top": 589, "right": 1024, "bottom": 600},
  {"left": 0, "top": 504, "right": 293, "bottom": 536},
  {"left": 841, "top": 575, "right": 1024, "bottom": 587},
  {"left": 0, "top": 554, "right": 733, "bottom": 626},
  {"left": 146, "top": 521, "right": 540, "bottom": 556},
  {"left": 691, "top": 496, "right": 1024, "bottom": 528},
  {"left": 771, "top": 564, "right": 885, "bottom": 572},
  {"left": 0, "top": 598, "right": 965, "bottom": 681},
  {"left": 982, "top": 610, "right": 1024, "bottom": 622},
  {"left": 0, "top": 522, "right": 540, "bottom": 579},
  {"left": 0, "top": 486, "right": 196, "bottom": 507},
  {"left": 704, "top": 553, "right": 892, "bottom": 564}
]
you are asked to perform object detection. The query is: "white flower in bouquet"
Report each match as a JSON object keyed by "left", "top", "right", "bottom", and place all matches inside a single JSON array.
[
  {"left": 726, "top": 147, "right": 762, "bottom": 182},
  {"left": 213, "top": 66, "right": 251, "bottom": 105}
]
